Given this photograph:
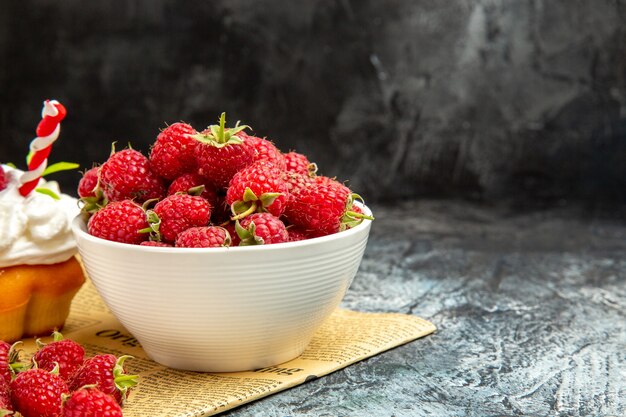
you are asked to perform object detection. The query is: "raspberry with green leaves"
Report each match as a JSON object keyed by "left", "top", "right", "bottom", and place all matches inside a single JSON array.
[
  {"left": 32, "top": 331, "right": 84, "bottom": 381},
  {"left": 10, "top": 368, "right": 69, "bottom": 417},
  {"left": 62, "top": 387, "right": 123, "bottom": 417},
  {"left": 193, "top": 113, "right": 255, "bottom": 189},
  {"left": 0, "top": 341, "right": 27, "bottom": 385},
  {"left": 149, "top": 122, "right": 198, "bottom": 180},
  {"left": 167, "top": 173, "right": 219, "bottom": 210},
  {"left": 77, "top": 167, "right": 107, "bottom": 214},
  {"left": 236, "top": 213, "right": 289, "bottom": 245},
  {"left": 87, "top": 200, "right": 149, "bottom": 244},
  {"left": 226, "top": 160, "right": 288, "bottom": 220},
  {"left": 99, "top": 147, "right": 165, "bottom": 203},
  {"left": 77, "top": 166, "right": 99, "bottom": 198},
  {"left": 69, "top": 354, "right": 137, "bottom": 406},
  {"left": 222, "top": 222, "right": 241, "bottom": 247},
  {"left": 175, "top": 226, "right": 232, "bottom": 248},
  {"left": 284, "top": 181, "right": 373, "bottom": 237},
  {"left": 148, "top": 193, "right": 212, "bottom": 243}
]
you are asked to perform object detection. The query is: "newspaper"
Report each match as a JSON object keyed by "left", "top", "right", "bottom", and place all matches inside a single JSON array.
[{"left": 20, "top": 282, "right": 436, "bottom": 417}]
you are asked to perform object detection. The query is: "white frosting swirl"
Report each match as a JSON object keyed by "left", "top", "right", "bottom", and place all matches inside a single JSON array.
[{"left": 0, "top": 165, "right": 78, "bottom": 267}]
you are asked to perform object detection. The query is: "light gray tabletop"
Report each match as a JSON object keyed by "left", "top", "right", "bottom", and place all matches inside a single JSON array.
[{"left": 224, "top": 200, "right": 626, "bottom": 417}]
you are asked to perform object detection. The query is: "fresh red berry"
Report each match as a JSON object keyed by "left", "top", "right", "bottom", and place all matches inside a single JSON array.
[
  {"left": 226, "top": 161, "right": 288, "bottom": 218},
  {"left": 0, "top": 341, "right": 24, "bottom": 385},
  {"left": 0, "top": 377, "right": 12, "bottom": 412},
  {"left": 237, "top": 213, "right": 288, "bottom": 245},
  {"left": 285, "top": 181, "right": 366, "bottom": 237},
  {"left": 10, "top": 368, "right": 69, "bottom": 417},
  {"left": 241, "top": 132, "right": 286, "bottom": 170},
  {"left": 283, "top": 171, "right": 314, "bottom": 194},
  {"left": 0, "top": 165, "right": 8, "bottom": 191},
  {"left": 287, "top": 226, "right": 311, "bottom": 242},
  {"left": 140, "top": 240, "right": 172, "bottom": 247},
  {"left": 78, "top": 167, "right": 107, "bottom": 214},
  {"left": 62, "top": 387, "right": 123, "bottom": 417},
  {"left": 99, "top": 148, "right": 165, "bottom": 203},
  {"left": 222, "top": 222, "right": 241, "bottom": 247},
  {"left": 87, "top": 200, "right": 149, "bottom": 244},
  {"left": 69, "top": 354, "right": 137, "bottom": 406},
  {"left": 284, "top": 151, "right": 316, "bottom": 175},
  {"left": 32, "top": 332, "right": 84, "bottom": 381},
  {"left": 77, "top": 167, "right": 100, "bottom": 198},
  {"left": 149, "top": 122, "right": 198, "bottom": 180},
  {"left": 175, "top": 226, "right": 232, "bottom": 248},
  {"left": 0, "top": 342, "right": 12, "bottom": 386},
  {"left": 167, "top": 173, "right": 219, "bottom": 210},
  {"left": 151, "top": 193, "right": 212, "bottom": 243},
  {"left": 193, "top": 113, "right": 255, "bottom": 189}
]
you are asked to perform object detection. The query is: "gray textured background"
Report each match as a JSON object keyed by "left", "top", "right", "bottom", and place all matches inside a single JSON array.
[{"left": 1, "top": 0, "right": 625, "bottom": 203}]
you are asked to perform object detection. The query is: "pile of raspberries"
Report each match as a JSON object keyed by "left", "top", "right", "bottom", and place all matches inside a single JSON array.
[{"left": 80, "top": 113, "right": 372, "bottom": 248}]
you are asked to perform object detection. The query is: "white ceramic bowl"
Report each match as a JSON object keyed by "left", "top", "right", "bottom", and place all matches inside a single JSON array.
[{"left": 71, "top": 208, "right": 372, "bottom": 372}]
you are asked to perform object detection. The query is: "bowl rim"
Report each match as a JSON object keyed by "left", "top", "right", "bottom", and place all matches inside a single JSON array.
[{"left": 71, "top": 204, "right": 373, "bottom": 253}]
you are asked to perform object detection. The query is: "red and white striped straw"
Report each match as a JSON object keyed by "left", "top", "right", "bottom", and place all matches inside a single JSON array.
[{"left": 18, "top": 100, "right": 67, "bottom": 197}]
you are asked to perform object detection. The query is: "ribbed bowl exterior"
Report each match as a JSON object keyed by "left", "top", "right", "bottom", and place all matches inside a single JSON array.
[{"left": 72, "top": 211, "right": 372, "bottom": 372}]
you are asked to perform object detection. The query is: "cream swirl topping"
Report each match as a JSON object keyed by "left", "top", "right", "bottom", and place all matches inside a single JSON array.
[{"left": 0, "top": 165, "right": 78, "bottom": 267}]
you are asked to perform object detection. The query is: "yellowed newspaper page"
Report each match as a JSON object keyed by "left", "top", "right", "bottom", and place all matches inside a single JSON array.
[{"left": 21, "top": 283, "right": 436, "bottom": 417}]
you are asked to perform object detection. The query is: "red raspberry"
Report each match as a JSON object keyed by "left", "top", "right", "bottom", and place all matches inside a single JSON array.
[
  {"left": 175, "top": 226, "right": 232, "bottom": 248},
  {"left": 283, "top": 171, "right": 314, "bottom": 194},
  {"left": 237, "top": 213, "right": 288, "bottom": 245},
  {"left": 78, "top": 167, "right": 106, "bottom": 214},
  {"left": 69, "top": 354, "right": 137, "bottom": 406},
  {"left": 0, "top": 341, "right": 27, "bottom": 386},
  {"left": 194, "top": 113, "right": 254, "bottom": 189},
  {"left": 284, "top": 181, "right": 371, "bottom": 237},
  {"left": 226, "top": 161, "right": 289, "bottom": 219},
  {"left": 0, "top": 378, "right": 12, "bottom": 412},
  {"left": 241, "top": 132, "right": 286, "bottom": 170},
  {"left": 10, "top": 368, "right": 69, "bottom": 417},
  {"left": 62, "top": 387, "right": 123, "bottom": 417},
  {"left": 32, "top": 331, "right": 85, "bottom": 381},
  {"left": 167, "top": 173, "right": 219, "bottom": 210},
  {"left": 0, "top": 342, "right": 13, "bottom": 385},
  {"left": 149, "top": 122, "right": 198, "bottom": 180},
  {"left": 222, "top": 222, "right": 241, "bottom": 247},
  {"left": 0, "top": 165, "right": 8, "bottom": 191},
  {"left": 100, "top": 148, "right": 165, "bottom": 203},
  {"left": 77, "top": 166, "right": 99, "bottom": 198},
  {"left": 287, "top": 226, "right": 311, "bottom": 242},
  {"left": 151, "top": 193, "right": 212, "bottom": 243},
  {"left": 87, "top": 200, "right": 149, "bottom": 244},
  {"left": 311, "top": 175, "right": 345, "bottom": 187},
  {"left": 284, "top": 151, "right": 316, "bottom": 175},
  {"left": 140, "top": 240, "right": 172, "bottom": 247}
]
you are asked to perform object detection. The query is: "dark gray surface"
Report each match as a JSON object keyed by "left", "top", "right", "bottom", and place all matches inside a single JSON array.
[
  {"left": 224, "top": 200, "right": 626, "bottom": 417},
  {"left": 1, "top": 1, "right": 625, "bottom": 203}
]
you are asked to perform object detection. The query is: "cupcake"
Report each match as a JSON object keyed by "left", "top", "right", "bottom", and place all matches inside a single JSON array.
[{"left": 0, "top": 101, "right": 85, "bottom": 342}]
